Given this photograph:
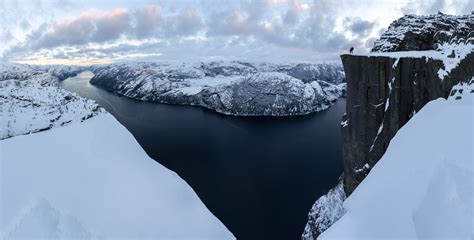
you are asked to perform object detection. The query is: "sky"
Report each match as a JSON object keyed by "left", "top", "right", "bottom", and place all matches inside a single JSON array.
[{"left": 1, "top": 0, "right": 473, "bottom": 65}]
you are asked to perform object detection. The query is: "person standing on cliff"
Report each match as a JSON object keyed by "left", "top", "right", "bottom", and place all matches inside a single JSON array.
[{"left": 349, "top": 46, "right": 354, "bottom": 54}]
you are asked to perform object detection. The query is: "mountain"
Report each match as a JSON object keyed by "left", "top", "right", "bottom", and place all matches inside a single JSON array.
[
  {"left": 89, "top": 61, "right": 346, "bottom": 116},
  {"left": 303, "top": 12, "right": 473, "bottom": 239},
  {"left": 0, "top": 63, "right": 234, "bottom": 239}
]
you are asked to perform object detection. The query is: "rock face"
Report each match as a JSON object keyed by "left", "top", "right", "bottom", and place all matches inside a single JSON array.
[
  {"left": 372, "top": 12, "right": 473, "bottom": 52},
  {"left": 89, "top": 61, "right": 346, "bottom": 116},
  {"left": 341, "top": 14, "right": 473, "bottom": 195}
]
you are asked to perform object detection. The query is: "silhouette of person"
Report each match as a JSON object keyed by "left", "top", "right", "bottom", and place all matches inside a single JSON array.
[{"left": 350, "top": 47, "right": 354, "bottom": 54}]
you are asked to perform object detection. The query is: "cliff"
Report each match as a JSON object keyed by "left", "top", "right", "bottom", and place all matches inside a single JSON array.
[
  {"left": 339, "top": 12, "right": 474, "bottom": 195},
  {"left": 341, "top": 50, "right": 473, "bottom": 195}
]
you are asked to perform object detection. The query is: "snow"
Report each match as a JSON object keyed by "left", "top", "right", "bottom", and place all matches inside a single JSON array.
[
  {"left": 0, "top": 113, "right": 235, "bottom": 240},
  {"left": 340, "top": 120, "right": 349, "bottom": 128},
  {"left": 0, "top": 65, "right": 101, "bottom": 140},
  {"left": 90, "top": 61, "right": 347, "bottom": 116},
  {"left": 372, "top": 12, "right": 472, "bottom": 53},
  {"left": 302, "top": 179, "right": 346, "bottom": 240},
  {"left": 0, "top": 63, "right": 234, "bottom": 239},
  {"left": 319, "top": 81, "right": 474, "bottom": 239},
  {"left": 360, "top": 43, "right": 474, "bottom": 81}
]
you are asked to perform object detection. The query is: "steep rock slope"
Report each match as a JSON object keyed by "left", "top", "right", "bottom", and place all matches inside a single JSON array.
[
  {"left": 341, "top": 13, "right": 473, "bottom": 195},
  {"left": 320, "top": 81, "right": 473, "bottom": 239},
  {"left": 90, "top": 61, "right": 346, "bottom": 116}
]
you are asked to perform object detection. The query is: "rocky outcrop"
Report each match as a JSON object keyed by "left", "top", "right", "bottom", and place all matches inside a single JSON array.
[
  {"left": 372, "top": 12, "right": 473, "bottom": 52},
  {"left": 340, "top": 12, "right": 474, "bottom": 195},
  {"left": 90, "top": 61, "right": 346, "bottom": 116},
  {"left": 341, "top": 50, "right": 474, "bottom": 195}
]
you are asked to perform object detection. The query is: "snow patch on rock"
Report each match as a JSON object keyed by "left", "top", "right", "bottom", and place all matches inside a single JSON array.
[{"left": 302, "top": 179, "right": 346, "bottom": 240}]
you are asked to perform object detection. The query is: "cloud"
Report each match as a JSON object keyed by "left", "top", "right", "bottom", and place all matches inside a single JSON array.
[
  {"left": 162, "top": 8, "right": 203, "bottom": 37},
  {"left": 206, "top": 0, "right": 268, "bottom": 37},
  {"left": 26, "top": 8, "right": 131, "bottom": 50},
  {"left": 283, "top": 0, "right": 310, "bottom": 25},
  {"left": 10, "top": 0, "right": 472, "bottom": 63},
  {"left": 134, "top": 5, "right": 162, "bottom": 38},
  {"left": 401, "top": 0, "right": 473, "bottom": 15},
  {"left": 344, "top": 17, "right": 376, "bottom": 38}
]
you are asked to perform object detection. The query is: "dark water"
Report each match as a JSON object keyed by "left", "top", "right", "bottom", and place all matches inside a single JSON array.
[{"left": 60, "top": 71, "right": 346, "bottom": 240}]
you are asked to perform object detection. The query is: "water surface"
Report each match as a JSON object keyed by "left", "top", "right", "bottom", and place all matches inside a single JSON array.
[{"left": 60, "top": 71, "right": 346, "bottom": 239}]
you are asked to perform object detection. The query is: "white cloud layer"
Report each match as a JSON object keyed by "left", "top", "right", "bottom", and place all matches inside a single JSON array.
[{"left": 2, "top": 0, "right": 472, "bottom": 64}]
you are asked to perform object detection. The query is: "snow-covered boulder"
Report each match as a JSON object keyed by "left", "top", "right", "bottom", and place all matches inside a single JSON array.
[
  {"left": 319, "top": 81, "right": 474, "bottom": 239},
  {"left": 89, "top": 61, "right": 346, "bottom": 116}
]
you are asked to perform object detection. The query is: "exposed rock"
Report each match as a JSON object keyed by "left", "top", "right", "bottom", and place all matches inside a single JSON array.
[
  {"left": 339, "top": 12, "right": 474, "bottom": 196},
  {"left": 372, "top": 12, "right": 473, "bottom": 52},
  {"left": 89, "top": 61, "right": 346, "bottom": 116},
  {"left": 302, "top": 178, "right": 346, "bottom": 240},
  {"left": 340, "top": 50, "right": 473, "bottom": 195}
]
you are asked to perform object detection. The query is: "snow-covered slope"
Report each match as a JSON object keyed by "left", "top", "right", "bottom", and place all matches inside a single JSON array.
[
  {"left": 90, "top": 61, "right": 346, "bottom": 116},
  {"left": 0, "top": 62, "right": 234, "bottom": 239},
  {"left": 0, "top": 114, "right": 234, "bottom": 240},
  {"left": 318, "top": 80, "right": 473, "bottom": 239},
  {"left": 0, "top": 63, "right": 100, "bottom": 140}
]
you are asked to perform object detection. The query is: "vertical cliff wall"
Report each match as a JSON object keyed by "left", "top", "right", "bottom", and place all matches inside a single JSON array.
[{"left": 341, "top": 51, "right": 474, "bottom": 195}]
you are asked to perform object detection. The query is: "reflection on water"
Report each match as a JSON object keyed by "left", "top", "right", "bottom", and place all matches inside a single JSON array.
[{"left": 60, "top": 71, "right": 346, "bottom": 239}]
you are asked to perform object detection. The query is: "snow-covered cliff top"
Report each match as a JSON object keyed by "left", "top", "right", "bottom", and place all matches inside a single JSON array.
[{"left": 372, "top": 12, "right": 473, "bottom": 52}]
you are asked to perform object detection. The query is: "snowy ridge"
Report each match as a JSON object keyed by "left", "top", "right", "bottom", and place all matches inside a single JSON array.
[
  {"left": 372, "top": 12, "right": 473, "bottom": 52},
  {"left": 90, "top": 61, "right": 346, "bottom": 116},
  {"left": 0, "top": 63, "right": 102, "bottom": 139},
  {"left": 319, "top": 81, "right": 474, "bottom": 239},
  {"left": 302, "top": 179, "right": 346, "bottom": 240}
]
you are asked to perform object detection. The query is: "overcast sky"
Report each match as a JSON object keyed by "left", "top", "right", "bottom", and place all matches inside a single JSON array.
[{"left": 1, "top": 0, "right": 472, "bottom": 65}]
